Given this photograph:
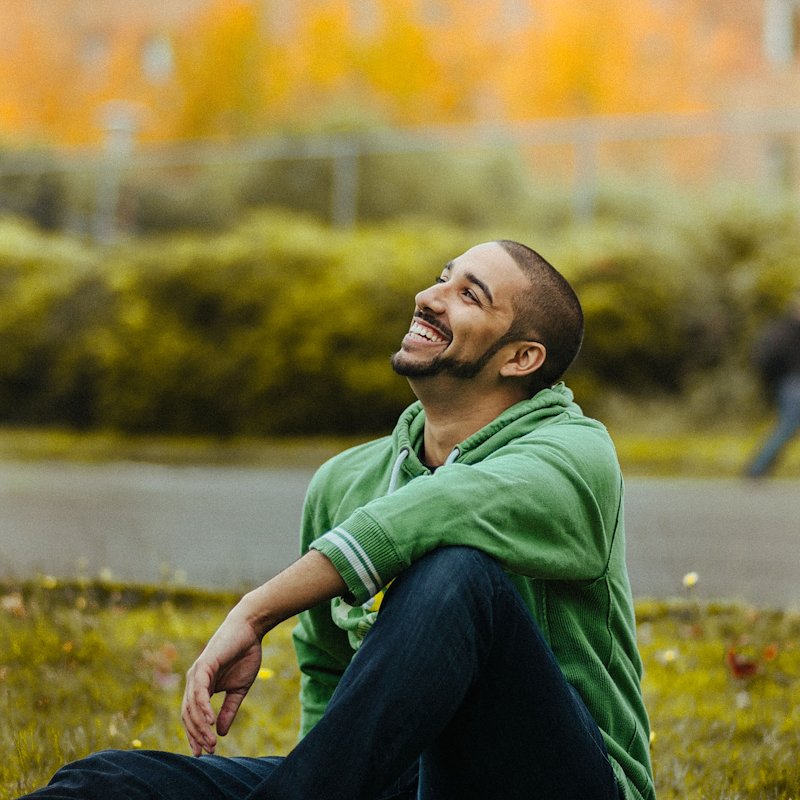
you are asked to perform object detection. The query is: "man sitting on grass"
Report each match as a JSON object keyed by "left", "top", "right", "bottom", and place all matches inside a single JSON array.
[{"left": 20, "top": 240, "right": 655, "bottom": 799}]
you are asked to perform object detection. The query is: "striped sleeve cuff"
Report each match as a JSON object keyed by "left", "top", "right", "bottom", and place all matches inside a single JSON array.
[{"left": 309, "top": 510, "right": 404, "bottom": 604}]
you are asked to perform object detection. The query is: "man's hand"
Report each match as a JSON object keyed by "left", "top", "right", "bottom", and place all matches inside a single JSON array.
[
  {"left": 181, "top": 609, "right": 264, "bottom": 756},
  {"left": 180, "top": 549, "right": 348, "bottom": 756}
]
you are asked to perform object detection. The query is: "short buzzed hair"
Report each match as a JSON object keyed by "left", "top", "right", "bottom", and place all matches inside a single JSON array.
[{"left": 496, "top": 240, "right": 584, "bottom": 394}]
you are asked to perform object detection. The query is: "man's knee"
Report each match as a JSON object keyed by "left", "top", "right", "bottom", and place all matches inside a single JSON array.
[
  {"left": 380, "top": 546, "right": 517, "bottom": 637},
  {"left": 60, "top": 749, "right": 151, "bottom": 776},
  {"left": 51, "top": 749, "right": 126, "bottom": 778},
  {"left": 412, "top": 545, "right": 500, "bottom": 574},
  {"left": 396, "top": 546, "right": 503, "bottom": 597},
  {"left": 25, "top": 750, "right": 148, "bottom": 799},
  {"left": 26, "top": 749, "right": 282, "bottom": 799}
]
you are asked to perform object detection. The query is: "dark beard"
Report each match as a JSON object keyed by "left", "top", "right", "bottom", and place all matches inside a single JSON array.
[{"left": 391, "top": 333, "right": 511, "bottom": 379}]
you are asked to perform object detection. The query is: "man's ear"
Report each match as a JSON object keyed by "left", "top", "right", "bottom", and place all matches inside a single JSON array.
[{"left": 499, "top": 341, "right": 546, "bottom": 379}]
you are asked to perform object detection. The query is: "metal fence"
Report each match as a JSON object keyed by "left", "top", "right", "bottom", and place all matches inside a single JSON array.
[{"left": 1, "top": 107, "right": 799, "bottom": 239}]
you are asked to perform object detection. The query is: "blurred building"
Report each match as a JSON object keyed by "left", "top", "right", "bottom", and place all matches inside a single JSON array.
[{"left": 1, "top": 0, "right": 799, "bottom": 144}]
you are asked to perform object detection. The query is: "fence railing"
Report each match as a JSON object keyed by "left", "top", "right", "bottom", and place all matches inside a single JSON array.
[{"left": 1, "top": 107, "right": 799, "bottom": 238}]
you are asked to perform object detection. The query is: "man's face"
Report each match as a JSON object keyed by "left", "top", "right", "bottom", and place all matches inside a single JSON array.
[{"left": 391, "top": 243, "right": 529, "bottom": 380}]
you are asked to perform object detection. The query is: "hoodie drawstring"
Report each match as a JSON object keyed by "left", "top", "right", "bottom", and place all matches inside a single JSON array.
[
  {"left": 388, "top": 445, "right": 460, "bottom": 494},
  {"left": 388, "top": 447, "right": 410, "bottom": 494}
]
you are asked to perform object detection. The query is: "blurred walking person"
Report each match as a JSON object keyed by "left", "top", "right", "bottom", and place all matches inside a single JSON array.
[{"left": 746, "top": 289, "right": 800, "bottom": 478}]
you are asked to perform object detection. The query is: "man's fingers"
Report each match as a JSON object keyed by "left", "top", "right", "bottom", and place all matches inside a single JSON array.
[
  {"left": 183, "top": 703, "right": 217, "bottom": 755},
  {"left": 182, "top": 703, "right": 215, "bottom": 755},
  {"left": 182, "top": 665, "right": 218, "bottom": 755},
  {"left": 185, "top": 728, "right": 205, "bottom": 758},
  {"left": 216, "top": 690, "right": 247, "bottom": 737},
  {"left": 179, "top": 630, "right": 264, "bottom": 755}
]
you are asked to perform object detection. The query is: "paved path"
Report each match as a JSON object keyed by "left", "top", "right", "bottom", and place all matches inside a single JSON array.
[
  {"left": 0, "top": 462, "right": 797, "bottom": 608},
  {"left": 623, "top": 477, "right": 799, "bottom": 608}
]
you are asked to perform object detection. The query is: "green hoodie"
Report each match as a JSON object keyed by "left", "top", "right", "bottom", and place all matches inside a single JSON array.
[{"left": 292, "top": 383, "right": 655, "bottom": 800}]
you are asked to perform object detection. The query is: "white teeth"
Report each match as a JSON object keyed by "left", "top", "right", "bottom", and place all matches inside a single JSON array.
[{"left": 409, "top": 321, "right": 446, "bottom": 343}]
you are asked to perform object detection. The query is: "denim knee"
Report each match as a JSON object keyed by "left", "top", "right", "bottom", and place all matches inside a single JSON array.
[
  {"left": 33, "top": 750, "right": 153, "bottom": 799},
  {"left": 52, "top": 749, "right": 127, "bottom": 779},
  {"left": 30, "top": 749, "right": 281, "bottom": 800},
  {"left": 396, "top": 545, "right": 502, "bottom": 599},
  {"left": 405, "top": 545, "right": 502, "bottom": 583},
  {"left": 384, "top": 546, "right": 517, "bottom": 637}
]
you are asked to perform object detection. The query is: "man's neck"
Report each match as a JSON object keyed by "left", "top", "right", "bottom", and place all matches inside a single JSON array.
[{"left": 411, "top": 378, "right": 526, "bottom": 468}]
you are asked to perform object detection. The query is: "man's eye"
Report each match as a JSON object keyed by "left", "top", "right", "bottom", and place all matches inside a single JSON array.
[
  {"left": 434, "top": 276, "right": 447, "bottom": 284},
  {"left": 463, "top": 289, "right": 479, "bottom": 303}
]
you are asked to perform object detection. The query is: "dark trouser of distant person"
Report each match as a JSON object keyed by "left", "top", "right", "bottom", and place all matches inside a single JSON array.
[
  {"left": 19, "top": 547, "right": 620, "bottom": 800},
  {"left": 746, "top": 374, "right": 800, "bottom": 478}
]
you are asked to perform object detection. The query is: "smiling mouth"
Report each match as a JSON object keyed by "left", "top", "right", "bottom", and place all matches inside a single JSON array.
[{"left": 407, "top": 318, "right": 451, "bottom": 344}]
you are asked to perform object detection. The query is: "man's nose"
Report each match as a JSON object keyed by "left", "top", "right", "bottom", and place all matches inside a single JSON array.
[{"left": 415, "top": 282, "right": 446, "bottom": 313}]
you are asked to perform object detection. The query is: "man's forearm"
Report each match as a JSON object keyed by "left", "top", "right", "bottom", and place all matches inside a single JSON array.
[{"left": 237, "top": 549, "right": 347, "bottom": 637}]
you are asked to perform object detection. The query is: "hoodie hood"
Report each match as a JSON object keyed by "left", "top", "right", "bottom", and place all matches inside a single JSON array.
[{"left": 390, "top": 382, "right": 581, "bottom": 475}]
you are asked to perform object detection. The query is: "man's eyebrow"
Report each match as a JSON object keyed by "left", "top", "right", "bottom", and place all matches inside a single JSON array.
[
  {"left": 465, "top": 271, "right": 494, "bottom": 305},
  {"left": 441, "top": 261, "right": 494, "bottom": 304}
]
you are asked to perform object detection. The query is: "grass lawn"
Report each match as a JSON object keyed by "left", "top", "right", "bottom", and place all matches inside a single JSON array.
[
  {"left": 1, "top": 582, "right": 299, "bottom": 799},
  {"left": 2, "top": 582, "right": 800, "bottom": 799}
]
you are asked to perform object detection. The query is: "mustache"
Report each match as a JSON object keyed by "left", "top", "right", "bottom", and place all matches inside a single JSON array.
[{"left": 413, "top": 311, "right": 453, "bottom": 341}]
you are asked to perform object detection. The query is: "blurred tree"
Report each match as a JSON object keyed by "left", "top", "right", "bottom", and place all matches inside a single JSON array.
[
  {"left": 0, "top": 1, "right": 86, "bottom": 143},
  {"left": 502, "top": 0, "right": 703, "bottom": 117},
  {"left": 0, "top": 0, "right": 750, "bottom": 146},
  {"left": 351, "top": 1, "right": 487, "bottom": 123},
  {"left": 0, "top": 0, "right": 180, "bottom": 144},
  {"left": 173, "top": 1, "right": 265, "bottom": 139}
]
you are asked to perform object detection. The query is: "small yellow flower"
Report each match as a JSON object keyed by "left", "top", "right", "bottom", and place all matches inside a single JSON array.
[
  {"left": 1, "top": 593, "right": 26, "bottom": 618},
  {"left": 130, "top": 739, "right": 143, "bottom": 749},
  {"left": 257, "top": 667, "right": 275, "bottom": 681},
  {"left": 649, "top": 730, "right": 656, "bottom": 745},
  {"left": 40, "top": 575, "right": 58, "bottom": 590},
  {"left": 656, "top": 648, "right": 679, "bottom": 664},
  {"left": 682, "top": 571, "right": 699, "bottom": 589}
]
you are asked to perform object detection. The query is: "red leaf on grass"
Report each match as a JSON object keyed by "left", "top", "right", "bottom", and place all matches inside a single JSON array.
[{"left": 727, "top": 648, "right": 759, "bottom": 679}]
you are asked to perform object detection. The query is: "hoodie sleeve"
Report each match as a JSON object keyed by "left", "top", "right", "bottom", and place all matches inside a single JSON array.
[{"left": 309, "top": 422, "right": 622, "bottom": 605}]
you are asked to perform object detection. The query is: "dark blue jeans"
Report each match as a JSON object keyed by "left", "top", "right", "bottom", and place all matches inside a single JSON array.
[
  {"left": 21, "top": 547, "right": 620, "bottom": 800},
  {"left": 747, "top": 374, "right": 800, "bottom": 477}
]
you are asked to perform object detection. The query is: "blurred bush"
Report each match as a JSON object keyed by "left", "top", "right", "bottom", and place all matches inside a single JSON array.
[
  {"left": 0, "top": 149, "right": 67, "bottom": 231},
  {"left": 0, "top": 213, "right": 466, "bottom": 434},
  {"left": 240, "top": 145, "right": 540, "bottom": 230},
  {"left": 130, "top": 169, "right": 242, "bottom": 234},
  {"left": 0, "top": 193, "right": 799, "bottom": 436}
]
